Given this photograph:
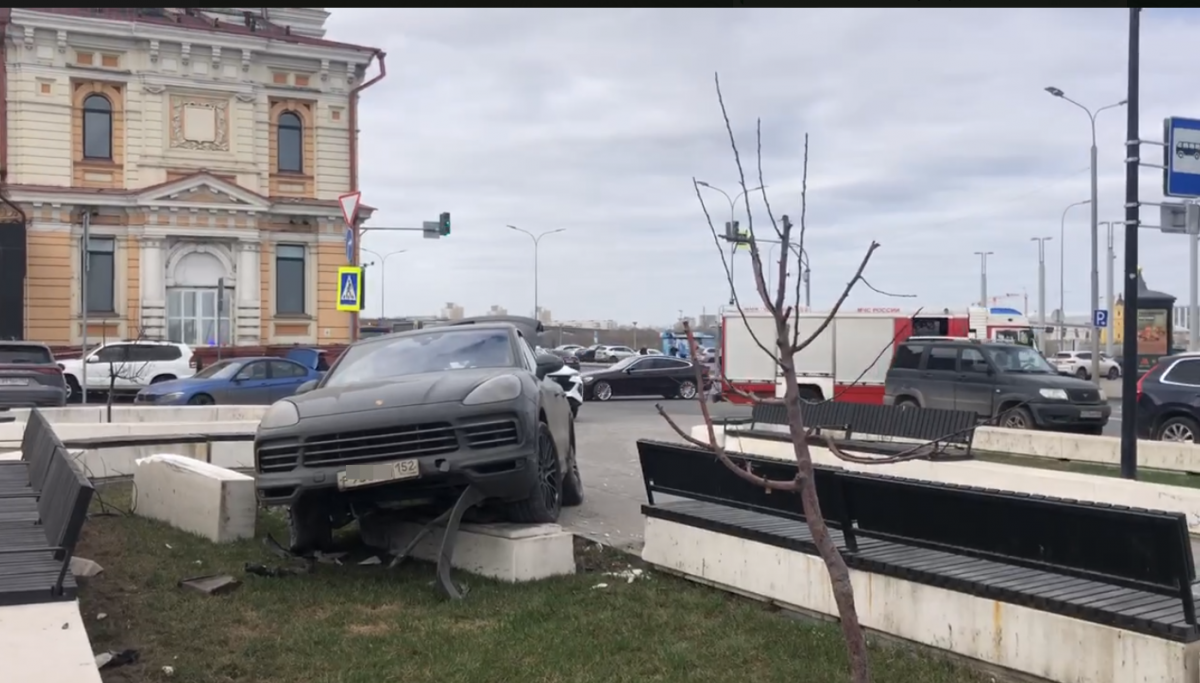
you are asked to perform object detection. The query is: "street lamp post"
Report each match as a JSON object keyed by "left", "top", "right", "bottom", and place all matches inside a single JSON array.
[
  {"left": 1045, "top": 86, "right": 1127, "bottom": 384},
  {"left": 1101, "top": 222, "right": 1117, "bottom": 356},
  {"left": 1057, "top": 198, "right": 1092, "bottom": 343},
  {"left": 696, "top": 181, "right": 766, "bottom": 305},
  {"left": 1030, "top": 237, "right": 1053, "bottom": 347},
  {"left": 507, "top": 225, "right": 565, "bottom": 320},
  {"left": 973, "top": 251, "right": 994, "bottom": 307},
  {"left": 359, "top": 248, "right": 406, "bottom": 318}
]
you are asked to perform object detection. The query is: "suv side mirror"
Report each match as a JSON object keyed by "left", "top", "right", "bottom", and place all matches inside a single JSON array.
[
  {"left": 295, "top": 379, "right": 318, "bottom": 395},
  {"left": 86, "top": 356, "right": 100, "bottom": 364},
  {"left": 535, "top": 353, "right": 564, "bottom": 380}
]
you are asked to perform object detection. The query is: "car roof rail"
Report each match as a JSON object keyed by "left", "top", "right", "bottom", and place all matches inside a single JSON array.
[{"left": 906, "top": 336, "right": 974, "bottom": 342}]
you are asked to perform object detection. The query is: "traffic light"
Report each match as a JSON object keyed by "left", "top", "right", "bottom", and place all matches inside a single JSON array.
[
  {"left": 724, "top": 220, "right": 739, "bottom": 241},
  {"left": 439, "top": 211, "right": 451, "bottom": 236}
]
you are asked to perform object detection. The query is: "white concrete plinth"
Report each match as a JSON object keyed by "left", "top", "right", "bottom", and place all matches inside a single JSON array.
[
  {"left": 0, "top": 601, "right": 102, "bottom": 683},
  {"left": 360, "top": 515, "right": 576, "bottom": 583},
  {"left": 1, "top": 405, "right": 268, "bottom": 425},
  {"left": 973, "top": 426, "right": 1200, "bottom": 474},
  {"left": 133, "top": 454, "right": 256, "bottom": 543},
  {"left": 643, "top": 516, "right": 1200, "bottom": 683}
]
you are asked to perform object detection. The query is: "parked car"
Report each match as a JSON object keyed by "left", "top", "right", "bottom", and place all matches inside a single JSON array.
[
  {"left": 884, "top": 339, "right": 1110, "bottom": 433},
  {"left": 0, "top": 342, "right": 68, "bottom": 408},
  {"left": 59, "top": 340, "right": 194, "bottom": 402},
  {"left": 555, "top": 344, "right": 585, "bottom": 356},
  {"left": 596, "top": 346, "right": 636, "bottom": 362},
  {"left": 1051, "top": 351, "right": 1121, "bottom": 380},
  {"left": 582, "top": 355, "right": 709, "bottom": 401},
  {"left": 254, "top": 318, "right": 583, "bottom": 553},
  {"left": 537, "top": 347, "right": 584, "bottom": 416},
  {"left": 1135, "top": 353, "right": 1200, "bottom": 442},
  {"left": 134, "top": 355, "right": 323, "bottom": 405},
  {"left": 544, "top": 347, "right": 581, "bottom": 372},
  {"left": 576, "top": 345, "right": 607, "bottom": 363}
]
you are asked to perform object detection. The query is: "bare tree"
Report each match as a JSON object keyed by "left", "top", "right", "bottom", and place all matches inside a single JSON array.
[
  {"left": 102, "top": 327, "right": 151, "bottom": 423},
  {"left": 654, "top": 74, "right": 891, "bottom": 682}
]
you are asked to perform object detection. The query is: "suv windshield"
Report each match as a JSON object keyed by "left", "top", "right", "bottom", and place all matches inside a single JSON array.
[
  {"left": 325, "top": 328, "right": 515, "bottom": 388},
  {"left": 984, "top": 345, "right": 1055, "bottom": 374}
]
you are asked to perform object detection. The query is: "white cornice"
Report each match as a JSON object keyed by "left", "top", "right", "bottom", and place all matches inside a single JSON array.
[
  {"left": 10, "top": 188, "right": 350, "bottom": 218},
  {"left": 11, "top": 10, "right": 376, "bottom": 66}
]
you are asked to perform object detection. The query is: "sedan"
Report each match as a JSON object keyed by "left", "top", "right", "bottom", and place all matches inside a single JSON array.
[
  {"left": 135, "top": 356, "right": 323, "bottom": 405},
  {"left": 596, "top": 346, "right": 636, "bottom": 362},
  {"left": 582, "top": 355, "right": 709, "bottom": 401}
]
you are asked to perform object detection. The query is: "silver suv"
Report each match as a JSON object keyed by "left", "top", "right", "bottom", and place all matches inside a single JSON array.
[{"left": 0, "top": 342, "right": 68, "bottom": 408}]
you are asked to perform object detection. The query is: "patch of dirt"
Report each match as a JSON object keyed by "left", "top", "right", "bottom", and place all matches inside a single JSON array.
[{"left": 346, "top": 622, "right": 393, "bottom": 636}]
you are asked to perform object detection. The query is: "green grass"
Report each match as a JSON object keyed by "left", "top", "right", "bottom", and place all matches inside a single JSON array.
[
  {"left": 977, "top": 451, "right": 1200, "bottom": 489},
  {"left": 77, "top": 484, "right": 991, "bottom": 683}
]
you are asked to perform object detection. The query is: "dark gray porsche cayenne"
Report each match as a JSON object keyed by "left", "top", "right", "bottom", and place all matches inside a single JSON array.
[{"left": 254, "top": 319, "right": 583, "bottom": 552}]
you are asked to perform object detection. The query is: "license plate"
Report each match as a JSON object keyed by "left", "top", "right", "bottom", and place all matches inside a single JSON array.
[
  {"left": 0, "top": 378, "right": 28, "bottom": 386},
  {"left": 336, "top": 459, "right": 420, "bottom": 490},
  {"left": 1080, "top": 410, "right": 1102, "bottom": 419}
]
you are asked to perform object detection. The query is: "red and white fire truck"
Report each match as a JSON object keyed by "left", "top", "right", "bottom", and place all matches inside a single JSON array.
[{"left": 719, "top": 306, "right": 1036, "bottom": 405}]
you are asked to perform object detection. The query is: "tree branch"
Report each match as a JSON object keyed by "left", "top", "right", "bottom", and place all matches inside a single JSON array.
[{"left": 791, "top": 242, "right": 880, "bottom": 354}]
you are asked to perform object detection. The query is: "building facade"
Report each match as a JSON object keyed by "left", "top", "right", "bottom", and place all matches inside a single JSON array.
[{"left": 1, "top": 8, "right": 381, "bottom": 346}]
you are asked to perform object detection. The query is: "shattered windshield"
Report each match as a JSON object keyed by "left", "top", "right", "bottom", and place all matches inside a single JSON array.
[
  {"left": 984, "top": 345, "right": 1055, "bottom": 374},
  {"left": 323, "top": 329, "right": 516, "bottom": 388}
]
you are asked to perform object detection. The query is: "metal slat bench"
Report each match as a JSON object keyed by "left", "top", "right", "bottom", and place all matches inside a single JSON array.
[
  {"left": 0, "top": 409, "right": 60, "bottom": 497},
  {"left": 0, "top": 445, "right": 94, "bottom": 606},
  {"left": 637, "top": 439, "right": 1200, "bottom": 642},
  {"left": 747, "top": 400, "right": 978, "bottom": 453}
]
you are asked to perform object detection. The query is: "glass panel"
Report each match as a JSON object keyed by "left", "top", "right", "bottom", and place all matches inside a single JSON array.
[
  {"left": 200, "top": 290, "right": 216, "bottom": 317},
  {"left": 167, "top": 319, "right": 183, "bottom": 343},
  {"left": 277, "top": 113, "right": 303, "bottom": 172},
  {"left": 276, "top": 244, "right": 305, "bottom": 259},
  {"left": 183, "top": 291, "right": 196, "bottom": 317},
  {"left": 85, "top": 251, "right": 115, "bottom": 313},
  {"left": 83, "top": 110, "right": 112, "bottom": 159},
  {"left": 182, "top": 319, "right": 196, "bottom": 345},
  {"left": 199, "top": 319, "right": 217, "bottom": 346},
  {"left": 167, "top": 290, "right": 182, "bottom": 318},
  {"left": 276, "top": 260, "right": 306, "bottom": 314}
]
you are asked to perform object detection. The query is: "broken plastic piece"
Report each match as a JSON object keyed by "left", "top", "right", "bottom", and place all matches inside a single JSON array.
[
  {"left": 244, "top": 562, "right": 310, "bottom": 578},
  {"left": 178, "top": 574, "right": 241, "bottom": 595}
]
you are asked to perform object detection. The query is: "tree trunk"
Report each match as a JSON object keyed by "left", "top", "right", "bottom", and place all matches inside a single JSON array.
[{"left": 779, "top": 346, "right": 872, "bottom": 683}]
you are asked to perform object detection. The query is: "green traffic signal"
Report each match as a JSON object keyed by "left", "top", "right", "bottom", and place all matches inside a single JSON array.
[{"left": 439, "top": 211, "right": 451, "bottom": 236}]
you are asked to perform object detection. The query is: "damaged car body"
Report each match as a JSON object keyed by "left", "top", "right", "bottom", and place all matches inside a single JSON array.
[{"left": 254, "top": 317, "right": 583, "bottom": 595}]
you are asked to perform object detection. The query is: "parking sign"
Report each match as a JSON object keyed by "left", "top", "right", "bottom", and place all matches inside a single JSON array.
[{"left": 1093, "top": 309, "right": 1109, "bottom": 328}]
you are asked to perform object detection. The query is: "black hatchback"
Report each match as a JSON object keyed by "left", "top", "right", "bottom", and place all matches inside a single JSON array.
[
  {"left": 884, "top": 339, "right": 1110, "bottom": 433},
  {"left": 1135, "top": 353, "right": 1200, "bottom": 443}
]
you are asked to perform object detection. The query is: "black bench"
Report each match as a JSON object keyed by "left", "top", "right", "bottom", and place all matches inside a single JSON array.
[
  {"left": 638, "top": 438, "right": 1199, "bottom": 642},
  {"left": 0, "top": 444, "right": 94, "bottom": 606},
  {"left": 748, "top": 399, "right": 978, "bottom": 453},
  {"left": 0, "top": 409, "right": 62, "bottom": 497}
]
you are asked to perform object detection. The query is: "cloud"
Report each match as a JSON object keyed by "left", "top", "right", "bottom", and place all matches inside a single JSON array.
[{"left": 327, "top": 8, "right": 1200, "bottom": 325}]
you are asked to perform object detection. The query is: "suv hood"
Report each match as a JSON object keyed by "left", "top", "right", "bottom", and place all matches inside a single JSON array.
[
  {"left": 291, "top": 367, "right": 515, "bottom": 419},
  {"left": 1003, "top": 371, "right": 1096, "bottom": 390}
]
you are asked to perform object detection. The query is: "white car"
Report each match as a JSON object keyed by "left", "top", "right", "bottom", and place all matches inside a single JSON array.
[
  {"left": 537, "top": 347, "right": 584, "bottom": 416},
  {"left": 1051, "top": 351, "right": 1121, "bottom": 381},
  {"left": 60, "top": 340, "right": 194, "bottom": 402},
  {"left": 596, "top": 346, "right": 636, "bottom": 362},
  {"left": 555, "top": 344, "right": 585, "bottom": 356}
]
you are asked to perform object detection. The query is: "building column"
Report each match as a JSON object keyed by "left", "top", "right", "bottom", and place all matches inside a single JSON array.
[
  {"left": 140, "top": 238, "right": 167, "bottom": 339},
  {"left": 236, "top": 241, "right": 262, "bottom": 345}
]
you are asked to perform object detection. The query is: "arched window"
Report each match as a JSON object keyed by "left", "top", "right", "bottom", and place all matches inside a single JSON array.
[
  {"left": 277, "top": 111, "right": 303, "bottom": 173},
  {"left": 82, "top": 94, "right": 112, "bottom": 160}
]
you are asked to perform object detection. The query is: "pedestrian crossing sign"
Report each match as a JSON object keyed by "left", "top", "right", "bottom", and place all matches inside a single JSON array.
[{"left": 336, "top": 266, "right": 363, "bottom": 312}]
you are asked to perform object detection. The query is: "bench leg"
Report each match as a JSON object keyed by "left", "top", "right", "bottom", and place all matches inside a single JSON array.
[{"left": 435, "top": 485, "right": 486, "bottom": 601}]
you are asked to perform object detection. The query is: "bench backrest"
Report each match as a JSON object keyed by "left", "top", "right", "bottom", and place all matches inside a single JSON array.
[
  {"left": 636, "top": 439, "right": 846, "bottom": 525},
  {"left": 840, "top": 470, "right": 1195, "bottom": 598},
  {"left": 38, "top": 447, "right": 94, "bottom": 557},
  {"left": 751, "top": 400, "right": 976, "bottom": 447},
  {"left": 21, "top": 409, "right": 63, "bottom": 491}
]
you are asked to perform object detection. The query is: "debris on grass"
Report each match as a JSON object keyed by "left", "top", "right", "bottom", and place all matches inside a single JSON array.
[
  {"left": 244, "top": 561, "right": 311, "bottom": 578},
  {"left": 95, "top": 648, "right": 139, "bottom": 669},
  {"left": 178, "top": 574, "right": 241, "bottom": 596},
  {"left": 358, "top": 556, "right": 383, "bottom": 566},
  {"left": 69, "top": 556, "right": 103, "bottom": 578},
  {"left": 604, "top": 568, "right": 647, "bottom": 584}
]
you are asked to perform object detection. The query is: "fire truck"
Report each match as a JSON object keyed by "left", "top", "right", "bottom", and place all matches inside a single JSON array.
[{"left": 719, "top": 306, "right": 1036, "bottom": 405}]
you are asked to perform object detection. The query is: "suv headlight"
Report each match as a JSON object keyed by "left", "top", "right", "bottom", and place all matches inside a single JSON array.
[
  {"left": 463, "top": 375, "right": 522, "bottom": 405},
  {"left": 1039, "top": 388, "right": 1068, "bottom": 401},
  {"left": 259, "top": 400, "right": 300, "bottom": 429}
]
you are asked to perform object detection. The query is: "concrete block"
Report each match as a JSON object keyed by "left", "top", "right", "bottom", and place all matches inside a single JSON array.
[
  {"left": 133, "top": 454, "right": 256, "bottom": 543},
  {"left": 0, "top": 601, "right": 102, "bottom": 683},
  {"left": 360, "top": 514, "right": 575, "bottom": 583},
  {"left": 3, "top": 405, "right": 269, "bottom": 425}
]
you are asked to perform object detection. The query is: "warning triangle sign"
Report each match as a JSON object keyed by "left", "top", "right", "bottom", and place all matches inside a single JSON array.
[
  {"left": 338, "top": 191, "right": 362, "bottom": 225},
  {"left": 340, "top": 276, "right": 358, "bottom": 302}
]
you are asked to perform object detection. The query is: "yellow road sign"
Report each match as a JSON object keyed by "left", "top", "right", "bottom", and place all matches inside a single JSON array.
[{"left": 336, "top": 266, "right": 363, "bottom": 312}]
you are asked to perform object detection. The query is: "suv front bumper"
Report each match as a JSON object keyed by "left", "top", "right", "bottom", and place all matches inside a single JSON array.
[{"left": 1028, "top": 401, "right": 1111, "bottom": 428}]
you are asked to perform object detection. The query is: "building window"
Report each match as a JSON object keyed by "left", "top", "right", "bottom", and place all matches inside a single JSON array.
[
  {"left": 276, "top": 244, "right": 306, "bottom": 315},
  {"left": 84, "top": 236, "right": 115, "bottom": 313},
  {"left": 166, "top": 288, "right": 232, "bottom": 346},
  {"left": 82, "top": 94, "right": 113, "bottom": 160},
  {"left": 277, "top": 112, "right": 303, "bottom": 173}
]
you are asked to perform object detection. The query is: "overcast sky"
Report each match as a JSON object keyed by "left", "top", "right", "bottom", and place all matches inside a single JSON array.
[{"left": 327, "top": 8, "right": 1199, "bottom": 327}]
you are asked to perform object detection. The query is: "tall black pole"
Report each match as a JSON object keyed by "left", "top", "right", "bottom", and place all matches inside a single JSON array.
[{"left": 1119, "top": 7, "right": 1141, "bottom": 480}]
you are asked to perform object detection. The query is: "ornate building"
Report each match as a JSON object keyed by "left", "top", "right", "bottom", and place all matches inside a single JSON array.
[{"left": 0, "top": 8, "right": 382, "bottom": 346}]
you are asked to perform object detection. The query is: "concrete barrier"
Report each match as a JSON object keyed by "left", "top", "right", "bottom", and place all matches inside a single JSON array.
[
  {"left": 0, "top": 405, "right": 268, "bottom": 424},
  {"left": 643, "top": 515, "right": 1198, "bottom": 683},
  {"left": 133, "top": 454, "right": 256, "bottom": 543},
  {"left": 973, "top": 426, "right": 1200, "bottom": 474},
  {"left": 0, "top": 601, "right": 102, "bottom": 683},
  {"left": 359, "top": 515, "right": 576, "bottom": 583},
  {"left": 697, "top": 425, "right": 1200, "bottom": 552}
]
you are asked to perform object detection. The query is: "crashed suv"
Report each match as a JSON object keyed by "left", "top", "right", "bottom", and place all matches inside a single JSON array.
[{"left": 254, "top": 319, "right": 583, "bottom": 553}]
